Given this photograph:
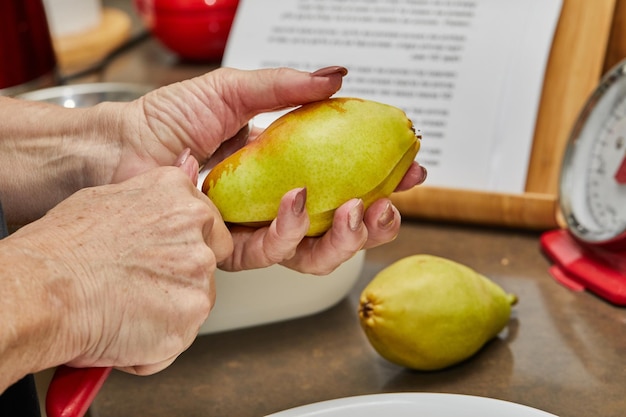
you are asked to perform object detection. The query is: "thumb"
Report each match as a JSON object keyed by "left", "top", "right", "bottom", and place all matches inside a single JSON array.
[
  {"left": 117, "top": 354, "right": 179, "bottom": 376},
  {"left": 174, "top": 148, "right": 199, "bottom": 185}
]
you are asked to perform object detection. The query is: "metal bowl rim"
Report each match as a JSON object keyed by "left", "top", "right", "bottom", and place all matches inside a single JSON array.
[{"left": 16, "top": 82, "right": 154, "bottom": 101}]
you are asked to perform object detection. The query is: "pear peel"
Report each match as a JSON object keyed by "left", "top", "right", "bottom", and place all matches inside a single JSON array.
[
  {"left": 202, "top": 97, "right": 421, "bottom": 236},
  {"left": 359, "top": 254, "right": 517, "bottom": 371}
]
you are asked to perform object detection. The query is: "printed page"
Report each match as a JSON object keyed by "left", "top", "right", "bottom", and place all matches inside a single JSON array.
[{"left": 222, "top": 0, "right": 563, "bottom": 193}]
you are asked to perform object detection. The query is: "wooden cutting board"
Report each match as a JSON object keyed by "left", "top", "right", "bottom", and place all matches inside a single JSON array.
[
  {"left": 52, "top": 7, "right": 132, "bottom": 73},
  {"left": 392, "top": 0, "right": 618, "bottom": 230}
]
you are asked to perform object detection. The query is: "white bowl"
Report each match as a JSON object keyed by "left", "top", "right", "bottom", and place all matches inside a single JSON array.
[
  {"left": 265, "top": 393, "right": 558, "bottom": 417},
  {"left": 200, "top": 251, "right": 364, "bottom": 334}
]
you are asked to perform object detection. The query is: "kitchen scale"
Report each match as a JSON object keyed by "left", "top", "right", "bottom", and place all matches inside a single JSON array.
[{"left": 541, "top": 58, "right": 626, "bottom": 305}]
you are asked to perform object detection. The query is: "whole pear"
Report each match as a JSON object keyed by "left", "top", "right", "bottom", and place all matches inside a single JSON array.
[
  {"left": 358, "top": 254, "right": 517, "bottom": 371},
  {"left": 202, "top": 97, "right": 420, "bottom": 236}
]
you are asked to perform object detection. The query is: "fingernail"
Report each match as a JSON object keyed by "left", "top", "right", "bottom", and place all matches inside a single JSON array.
[
  {"left": 180, "top": 155, "right": 199, "bottom": 185},
  {"left": 378, "top": 201, "right": 396, "bottom": 229},
  {"left": 174, "top": 148, "right": 191, "bottom": 167},
  {"left": 232, "top": 123, "right": 251, "bottom": 145},
  {"left": 293, "top": 188, "right": 307, "bottom": 216},
  {"left": 348, "top": 199, "right": 364, "bottom": 231},
  {"left": 417, "top": 165, "right": 428, "bottom": 185},
  {"left": 311, "top": 66, "right": 348, "bottom": 77},
  {"left": 186, "top": 162, "right": 199, "bottom": 185}
]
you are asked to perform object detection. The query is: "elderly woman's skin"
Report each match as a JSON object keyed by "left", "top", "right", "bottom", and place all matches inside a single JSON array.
[{"left": 0, "top": 66, "right": 426, "bottom": 393}]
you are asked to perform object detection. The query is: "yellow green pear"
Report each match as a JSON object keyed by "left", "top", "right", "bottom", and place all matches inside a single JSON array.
[
  {"left": 202, "top": 97, "right": 420, "bottom": 236},
  {"left": 358, "top": 254, "right": 517, "bottom": 371}
]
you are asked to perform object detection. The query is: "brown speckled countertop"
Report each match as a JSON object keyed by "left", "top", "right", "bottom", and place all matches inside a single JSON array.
[{"left": 89, "top": 221, "right": 626, "bottom": 417}]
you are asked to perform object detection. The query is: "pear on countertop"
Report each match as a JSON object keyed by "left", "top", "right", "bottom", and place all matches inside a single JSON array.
[{"left": 359, "top": 254, "right": 517, "bottom": 371}]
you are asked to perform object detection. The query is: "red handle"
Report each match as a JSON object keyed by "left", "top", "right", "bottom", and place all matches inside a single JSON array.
[
  {"left": 46, "top": 366, "right": 112, "bottom": 417},
  {"left": 541, "top": 229, "right": 626, "bottom": 305}
]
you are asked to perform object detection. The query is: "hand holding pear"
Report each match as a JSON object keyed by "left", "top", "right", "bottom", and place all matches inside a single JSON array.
[{"left": 202, "top": 97, "right": 420, "bottom": 236}]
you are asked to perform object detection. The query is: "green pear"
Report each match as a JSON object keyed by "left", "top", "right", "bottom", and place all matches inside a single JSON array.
[
  {"left": 359, "top": 254, "right": 517, "bottom": 371},
  {"left": 202, "top": 97, "right": 420, "bottom": 236}
]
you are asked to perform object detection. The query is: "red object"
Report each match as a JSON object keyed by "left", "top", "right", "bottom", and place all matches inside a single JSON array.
[
  {"left": 615, "top": 154, "right": 626, "bottom": 184},
  {"left": 46, "top": 366, "right": 112, "bottom": 417},
  {"left": 540, "top": 228, "right": 626, "bottom": 305},
  {"left": 133, "top": 0, "right": 240, "bottom": 62},
  {"left": 0, "top": 0, "right": 57, "bottom": 91}
]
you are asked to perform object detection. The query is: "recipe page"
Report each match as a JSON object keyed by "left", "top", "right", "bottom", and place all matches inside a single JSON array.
[{"left": 222, "top": 0, "right": 563, "bottom": 193}]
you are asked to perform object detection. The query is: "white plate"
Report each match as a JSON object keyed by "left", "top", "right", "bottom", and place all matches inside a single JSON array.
[{"left": 265, "top": 393, "right": 559, "bottom": 417}]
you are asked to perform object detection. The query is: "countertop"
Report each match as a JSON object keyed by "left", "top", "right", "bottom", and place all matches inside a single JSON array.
[
  {"left": 91, "top": 219, "right": 626, "bottom": 417},
  {"left": 67, "top": 3, "right": 626, "bottom": 416}
]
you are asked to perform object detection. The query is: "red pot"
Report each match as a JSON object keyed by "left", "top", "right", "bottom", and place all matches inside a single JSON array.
[
  {"left": 134, "top": 0, "right": 239, "bottom": 62},
  {"left": 0, "top": 0, "right": 57, "bottom": 95}
]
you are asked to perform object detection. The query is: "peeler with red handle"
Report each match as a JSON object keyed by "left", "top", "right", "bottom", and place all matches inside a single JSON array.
[{"left": 46, "top": 366, "right": 112, "bottom": 417}]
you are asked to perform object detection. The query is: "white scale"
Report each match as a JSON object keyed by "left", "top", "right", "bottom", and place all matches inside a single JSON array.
[{"left": 541, "top": 58, "right": 626, "bottom": 305}]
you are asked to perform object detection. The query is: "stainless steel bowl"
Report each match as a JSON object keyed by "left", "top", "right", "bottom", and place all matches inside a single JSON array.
[{"left": 15, "top": 82, "right": 154, "bottom": 107}]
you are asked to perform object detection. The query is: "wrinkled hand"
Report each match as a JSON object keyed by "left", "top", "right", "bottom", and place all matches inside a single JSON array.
[
  {"left": 108, "top": 66, "right": 426, "bottom": 275},
  {"left": 218, "top": 161, "right": 425, "bottom": 275},
  {"left": 10, "top": 158, "right": 231, "bottom": 374}
]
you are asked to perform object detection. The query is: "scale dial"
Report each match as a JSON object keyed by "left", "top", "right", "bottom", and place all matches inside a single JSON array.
[{"left": 560, "top": 60, "right": 626, "bottom": 246}]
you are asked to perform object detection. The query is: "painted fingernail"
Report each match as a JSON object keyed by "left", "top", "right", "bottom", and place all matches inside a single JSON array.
[
  {"left": 293, "top": 188, "right": 307, "bottom": 216},
  {"left": 378, "top": 201, "right": 396, "bottom": 229},
  {"left": 417, "top": 165, "right": 428, "bottom": 185},
  {"left": 174, "top": 148, "right": 191, "bottom": 167},
  {"left": 311, "top": 66, "right": 348, "bottom": 77},
  {"left": 231, "top": 123, "right": 251, "bottom": 145},
  {"left": 348, "top": 199, "right": 364, "bottom": 231}
]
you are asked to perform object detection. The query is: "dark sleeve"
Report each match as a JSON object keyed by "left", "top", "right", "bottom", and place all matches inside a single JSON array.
[
  {"left": 0, "top": 200, "right": 42, "bottom": 417},
  {"left": 0, "top": 199, "right": 6, "bottom": 239},
  {"left": 0, "top": 375, "right": 41, "bottom": 417}
]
